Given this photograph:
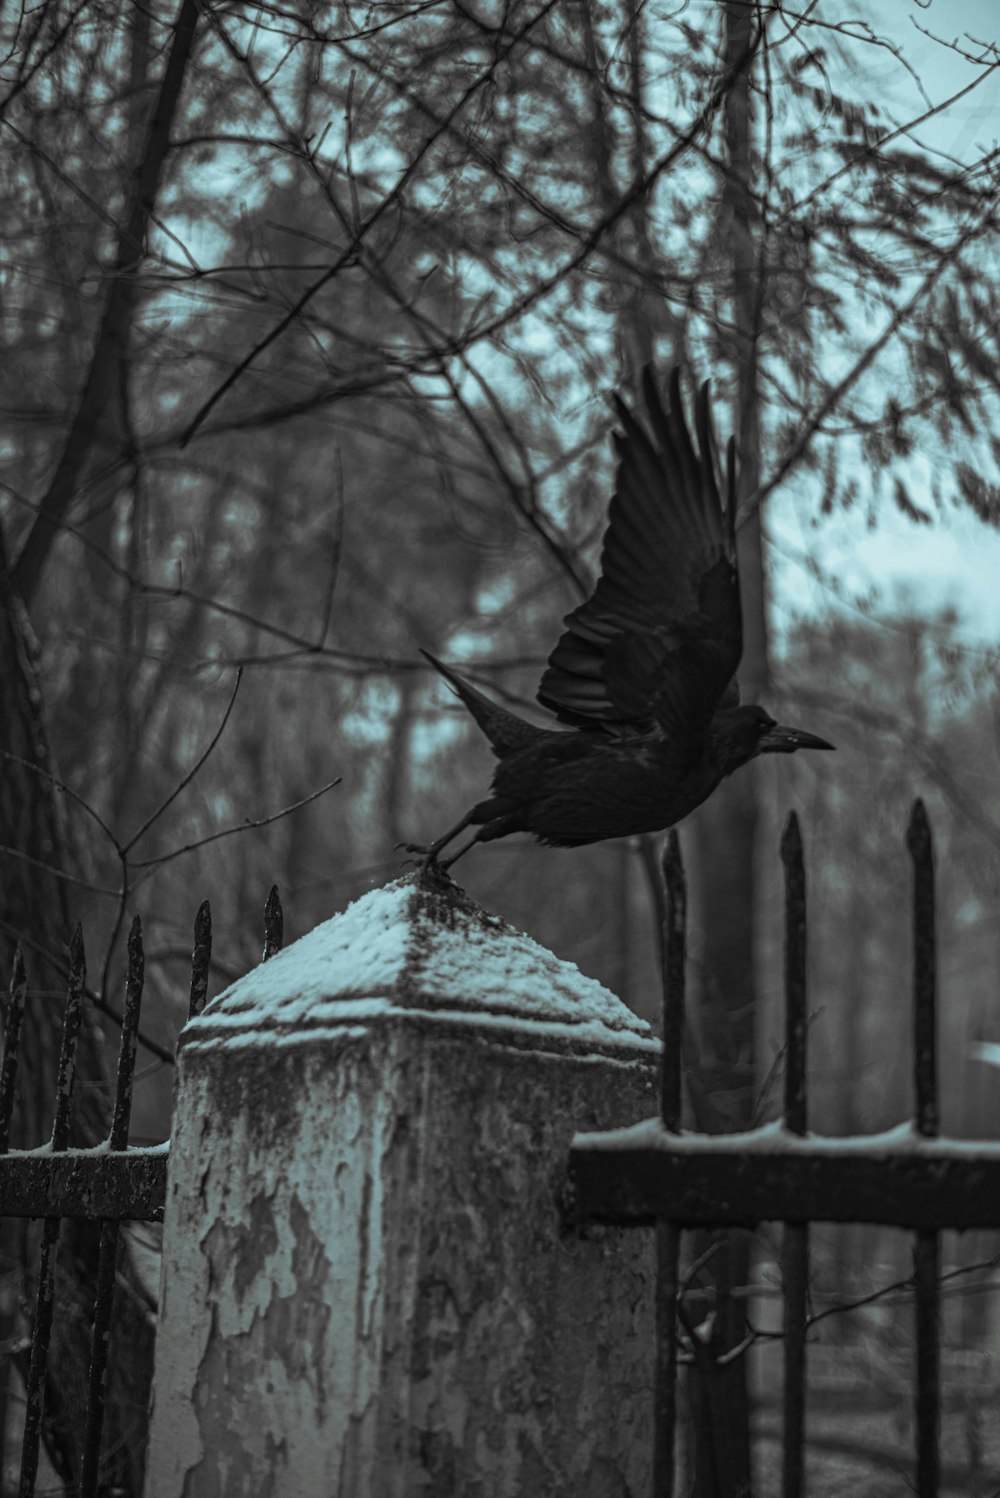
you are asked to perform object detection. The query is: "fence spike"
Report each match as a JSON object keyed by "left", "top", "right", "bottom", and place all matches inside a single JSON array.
[
  {"left": 51, "top": 925, "right": 86, "bottom": 1152},
  {"left": 906, "top": 796, "right": 931, "bottom": 858},
  {"left": 779, "top": 807, "right": 802, "bottom": 862},
  {"left": 0, "top": 944, "right": 27, "bottom": 1155},
  {"left": 22, "top": 930, "right": 89, "bottom": 1497},
  {"left": 187, "top": 900, "right": 212, "bottom": 1021},
  {"left": 109, "top": 916, "right": 144, "bottom": 1153},
  {"left": 780, "top": 812, "right": 807, "bottom": 1135},
  {"left": 907, "top": 799, "right": 937, "bottom": 1138},
  {"left": 907, "top": 798, "right": 940, "bottom": 1495},
  {"left": 654, "top": 831, "right": 685, "bottom": 1495},
  {"left": 80, "top": 916, "right": 145, "bottom": 1493},
  {"left": 659, "top": 831, "right": 685, "bottom": 1132},
  {"left": 780, "top": 811, "right": 809, "bottom": 1498},
  {"left": 263, "top": 885, "right": 283, "bottom": 961}
]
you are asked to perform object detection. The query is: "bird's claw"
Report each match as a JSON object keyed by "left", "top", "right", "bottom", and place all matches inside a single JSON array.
[{"left": 395, "top": 840, "right": 444, "bottom": 873}]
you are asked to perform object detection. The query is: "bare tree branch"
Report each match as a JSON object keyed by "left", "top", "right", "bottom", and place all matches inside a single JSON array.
[
  {"left": 178, "top": 0, "right": 561, "bottom": 446},
  {"left": 13, "top": 0, "right": 201, "bottom": 607}
]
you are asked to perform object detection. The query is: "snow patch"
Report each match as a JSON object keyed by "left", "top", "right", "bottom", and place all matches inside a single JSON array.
[
  {"left": 573, "top": 1116, "right": 1000, "bottom": 1161},
  {"left": 188, "top": 874, "right": 654, "bottom": 1052}
]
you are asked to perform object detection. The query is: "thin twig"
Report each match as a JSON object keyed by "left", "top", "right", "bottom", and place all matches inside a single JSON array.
[
  {"left": 0, "top": 750, "right": 121, "bottom": 852},
  {"left": 123, "top": 669, "right": 243, "bottom": 853},
  {"left": 128, "top": 776, "right": 343, "bottom": 879},
  {"left": 0, "top": 845, "right": 120, "bottom": 899},
  {"left": 179, "top": 0, "right": 561, "bottom": 446}
]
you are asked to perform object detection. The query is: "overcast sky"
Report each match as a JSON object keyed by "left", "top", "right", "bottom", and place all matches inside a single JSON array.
[{"left": 773, "top": 0, "right": 1000, "bottom": 647}]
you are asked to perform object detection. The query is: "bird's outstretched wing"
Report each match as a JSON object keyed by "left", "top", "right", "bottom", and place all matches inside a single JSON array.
[
  {"left": 422, "top": 650, "right": 549, "bottom": 758},
  {"left": 537, "top": 368, "right": 741, "bottom": 741}
]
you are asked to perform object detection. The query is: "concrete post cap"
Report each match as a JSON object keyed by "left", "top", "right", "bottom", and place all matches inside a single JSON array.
[{"left": 182, "top": 871, "right": 657, "bottom": 1057}]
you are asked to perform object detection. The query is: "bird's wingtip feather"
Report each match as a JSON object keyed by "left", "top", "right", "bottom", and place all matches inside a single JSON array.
[
  {"left": 694, "top": 380, "right": 714, "bottom": 460},
  {"left": 641, "top": 364, "right": 661, "bottom": 408}
]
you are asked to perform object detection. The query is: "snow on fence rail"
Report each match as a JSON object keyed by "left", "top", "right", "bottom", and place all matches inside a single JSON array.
[
  {"left": 0, "top": 888, "right": 283, "bottom": 1497},
  {"left": 567, "top": 801, "right": 1000, "bottom": 1498},
  {"left": 3, "top": 805, "right": 1000, "bottom": 1495}
]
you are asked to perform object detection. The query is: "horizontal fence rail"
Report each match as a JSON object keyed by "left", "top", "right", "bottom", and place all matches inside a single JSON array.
[
  {"left": 568, "top": 798, "right": 993, "bottom": 1498},
  {"left": 0, "top": 887, "right": 284, "bottom": 1498},
  {"left": 568, "top": 1124, "right": 1000, "bottom": 1230},
  {"left": 0, "top": 1148, "right": 167, "bottom": 1219}
]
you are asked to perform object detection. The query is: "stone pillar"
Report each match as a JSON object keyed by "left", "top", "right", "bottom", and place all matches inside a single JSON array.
[{"left": 145, "top": 872, "right": 659, "bottom": 1497}]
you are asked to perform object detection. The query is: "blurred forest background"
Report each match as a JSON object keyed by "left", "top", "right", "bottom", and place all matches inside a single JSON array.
[{"left": 3, "top": 0, "right": 1000, "bottom": 1490}]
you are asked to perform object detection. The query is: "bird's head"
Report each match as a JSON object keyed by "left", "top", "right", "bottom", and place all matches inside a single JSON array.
[{"left": 715, "top": 704, "right": 835, "bottom": 772}]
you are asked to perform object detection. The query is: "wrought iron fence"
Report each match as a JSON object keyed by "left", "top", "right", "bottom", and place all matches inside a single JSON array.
[
  {"left": 5, "top": 806, "right": 1000, "bottom": 1497},
  {"left": 567, "top": 799, "right": 1000, "bottom": 1497},
  {"left": 0, "top": 889, "right": 283, "bottom": 1498}
]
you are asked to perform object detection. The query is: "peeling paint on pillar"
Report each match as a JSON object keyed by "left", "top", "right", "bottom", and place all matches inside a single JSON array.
[{"left": 145, "top": 874, "right": 659, "bottom": 1497}]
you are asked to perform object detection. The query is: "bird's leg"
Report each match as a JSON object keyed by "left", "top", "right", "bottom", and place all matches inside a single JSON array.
[
  {"left": 438, "top": 834, "right": 480, "bottom": 873},
  {"left": 402, "top": 810, "right": 475, "bottom": 863}
]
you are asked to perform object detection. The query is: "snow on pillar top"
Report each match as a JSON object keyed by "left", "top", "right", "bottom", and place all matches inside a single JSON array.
[{"left": 182, "top": 871, "right": 656, "bottom": 1057}]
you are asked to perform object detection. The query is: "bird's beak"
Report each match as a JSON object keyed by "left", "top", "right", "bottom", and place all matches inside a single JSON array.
[{"left": 758, "top": 724, "right": 836, "bottom": 755}]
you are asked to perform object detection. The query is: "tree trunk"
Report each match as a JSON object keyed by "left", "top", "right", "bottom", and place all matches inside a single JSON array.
[
  {"left": 0, "top": 538, "right": 156, "bottom": 1491},
  {"left": 2, "top": 12, "right": 198, "bottom": 1471},
  {"left": 14, "top": 0, "right": 200, "bottom": 609},
  {"left": 683, "top": 4, "right": 766, "bottom": 1494}
]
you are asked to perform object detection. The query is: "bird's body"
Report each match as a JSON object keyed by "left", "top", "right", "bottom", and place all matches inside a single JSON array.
[
  {"left": 411, "top": 369, "right": 833, "bottom": 869},
  {"left": 425, "top": 654, "right": 777, "bottom": 847},
  {"left": 489, "top": 726, "right": 708, "bottom": 847}
]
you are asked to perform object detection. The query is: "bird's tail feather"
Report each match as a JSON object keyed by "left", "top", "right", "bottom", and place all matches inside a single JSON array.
[{"left": 420, "top": 650, "right": 546, "bottom": 758}]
